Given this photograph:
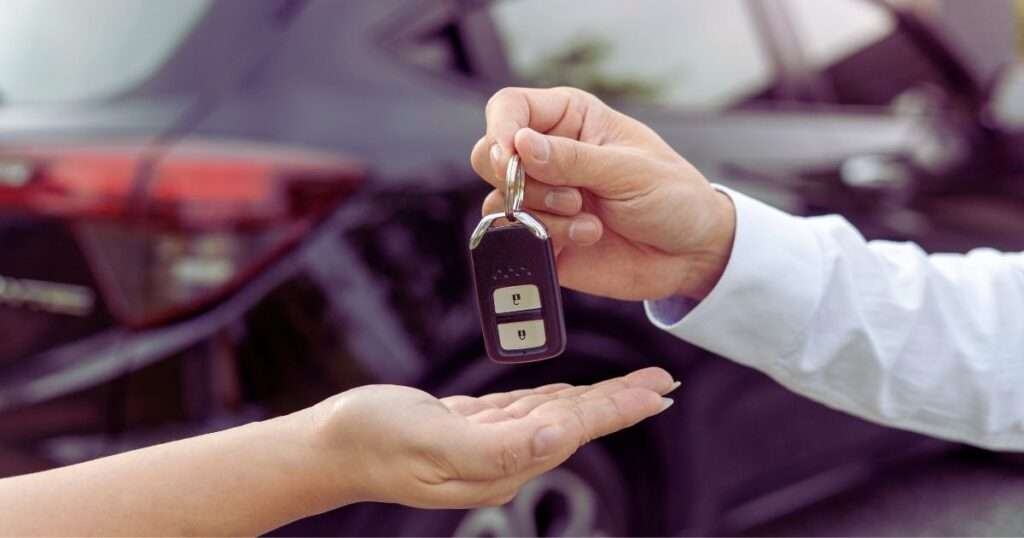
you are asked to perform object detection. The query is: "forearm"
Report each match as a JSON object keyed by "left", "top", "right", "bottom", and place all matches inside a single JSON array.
[
  {"left": 767, "top": 221, "right": 1024, "bottom": 449},
  {"left": 650, "top": 187, "right": 1024, "bottom": 450},
  {"left": 0, "top": 411, "right": 348, "bottom": 536}
]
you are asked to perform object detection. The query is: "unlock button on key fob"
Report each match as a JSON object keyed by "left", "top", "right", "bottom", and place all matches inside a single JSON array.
[{"left": 497, "top": 320, "right": 546, "bottom": 351}]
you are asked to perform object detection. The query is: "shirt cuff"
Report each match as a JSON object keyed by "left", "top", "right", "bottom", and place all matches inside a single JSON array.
[{"left": 644, "top": 185, "right": 824, "bottom": 368}]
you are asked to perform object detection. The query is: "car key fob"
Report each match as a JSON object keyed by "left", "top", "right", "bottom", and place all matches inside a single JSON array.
[{"left": 470, "top": 212, "right": 566, "bottom": 363}]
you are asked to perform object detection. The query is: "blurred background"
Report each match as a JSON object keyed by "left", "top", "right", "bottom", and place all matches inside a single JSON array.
[{"left": 1, "top": 0, "right": 1024, "bottom": 535}]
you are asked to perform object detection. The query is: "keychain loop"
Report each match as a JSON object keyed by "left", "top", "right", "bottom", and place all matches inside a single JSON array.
[
  {"left": 469, "top": 210, "right": 548, "bottom": 250},
  {"left": 505, "top": 154, "right": 525, "bottom": 221}
]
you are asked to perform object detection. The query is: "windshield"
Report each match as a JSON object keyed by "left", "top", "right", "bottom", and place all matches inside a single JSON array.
[{"left": 0, "top": 0, "right": 210, "bottom": 105}]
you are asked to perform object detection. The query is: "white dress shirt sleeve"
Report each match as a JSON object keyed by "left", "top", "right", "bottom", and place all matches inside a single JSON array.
[{"left": 645, "top": 186, "right": 1024, "bottom": 451}]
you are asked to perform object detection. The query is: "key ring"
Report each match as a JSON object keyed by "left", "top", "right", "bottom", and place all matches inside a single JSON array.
[
  {"left": 469, "top": 210, "right": 548, "bottom": 249},
  {"left": 470, "top": 153, "right": 546, "bottom": 250},
  {"left": 505, "top": 154, "right": 525, "bottom": 221}
]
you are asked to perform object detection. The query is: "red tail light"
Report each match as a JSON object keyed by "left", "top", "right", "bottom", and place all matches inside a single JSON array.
[{"left": 0, "top": 139, "right": 365, "bottom": 327}]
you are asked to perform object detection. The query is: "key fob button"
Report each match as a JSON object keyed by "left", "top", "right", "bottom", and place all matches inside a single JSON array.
[
  {"left": 493, "top": 284, "right": 541, "bottom": 314},
  {"left": 497, "top": 320, "right": 546, "bottom": 351}
]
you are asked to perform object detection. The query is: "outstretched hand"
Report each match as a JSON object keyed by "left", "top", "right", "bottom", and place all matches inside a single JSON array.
[
  {"left": 0, "top": 367, "right": 678, "bottom": 537},
  {"left": 308, "top": 367, "right": 677, "bottom": 509}
]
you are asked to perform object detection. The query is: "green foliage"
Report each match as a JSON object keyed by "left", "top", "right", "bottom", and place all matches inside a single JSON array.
[{"left": 525, "top": 34, "right": 667, "bottom": 103}]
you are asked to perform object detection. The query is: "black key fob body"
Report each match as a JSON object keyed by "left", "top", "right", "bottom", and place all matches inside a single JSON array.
[{"left": 470, "top": 216, "right": 566, "bottom": 363}]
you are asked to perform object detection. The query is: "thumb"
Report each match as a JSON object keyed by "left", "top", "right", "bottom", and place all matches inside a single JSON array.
[{"left": 514, "top": 127, "right": 644, "bottom": 200}]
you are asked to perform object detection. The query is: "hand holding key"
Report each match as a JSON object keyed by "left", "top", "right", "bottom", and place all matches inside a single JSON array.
[{"left": 471, "top": 87, "right": 736, "bottom": 301}]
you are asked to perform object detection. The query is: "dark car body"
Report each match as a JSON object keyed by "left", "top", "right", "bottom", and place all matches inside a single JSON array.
[{"left": 1, "top": 1, "right": 1022, "bottom": 535}]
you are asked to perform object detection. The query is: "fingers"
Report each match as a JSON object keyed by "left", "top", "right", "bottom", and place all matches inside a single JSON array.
[
  {"left": 440, "top": 382, "right": 571, "bottom": 417},
  {"left": 456, "top": 367, "right": 678, "bottom": 423},
  {"left": 477, "top": 87, "right": 638, "bottom": 204},
  {"left": 536, "top": 386, "right": 669, "bottom": 445},
  {"left": 472, "top": 138, "right": 583, "bottom": 217},
  {"left": 439, "top": 369, "right": 676, "bottom": 482},
  {"left": 484, "top": 87, "right": 596, "bottom": 155},
  {"left": 418, "top": 389, "right": 669, "bottom": 509},
  {"left": 620, "top": 366, "right": 679, "bottom": 394},
  {"left": 445, "top": 388, "right": 666, "bottom": 483},
  {"left": 514, "top": 128, "right": 643, "bottom": 199},
  {"left": 439, "top": 395, "right": 495, "bottom": 417},
  {"left": 477, "top": 383, "right": 573, "bottom": 409},
  {"left": 482, "top": 190, "right": 603, "bottom": 248},
  {"left": 473, "top": 126, "right": 647, "bottom": 207},
  {"left": 502, "top": 367, "right": 678, "bottom": 419},
  {"left": 478, "top": 180, "right": 583, "bottom": 218}
]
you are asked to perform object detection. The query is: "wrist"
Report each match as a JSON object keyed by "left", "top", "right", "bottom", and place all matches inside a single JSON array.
[
  {"left": 269, "top": 405, "right": 365, "bottom": 515},
  {"left": 677, "top": 189, "right": 735, "bottom": 300}
]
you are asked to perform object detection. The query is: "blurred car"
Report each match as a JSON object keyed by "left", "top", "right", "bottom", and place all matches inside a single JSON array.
[{"left": 0, "top": 0, "right": 1022, "bottom": 536}]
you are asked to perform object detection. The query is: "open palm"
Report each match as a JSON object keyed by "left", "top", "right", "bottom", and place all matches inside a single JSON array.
[{"left": 311, "top": 367, "right": 676, "bottom": 509}]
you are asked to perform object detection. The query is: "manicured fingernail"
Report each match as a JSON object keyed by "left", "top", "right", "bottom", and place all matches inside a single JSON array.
[
  {"left": 532, "top": 425, "right": 566, "bottom": 457},
  {"left": 545, "top": 188, "right": 581, "bottom": 214},
  {"left": 668, "top": 381, "right": 682, "bottom": 394},
  {"left": 660, "top": 397, "right": 674, "bottom": 412},
  {"left": 490, "top": 143, "right": 501, "bottom": 164},
  {"left": 524, "top": 129, "right": 549, "bottom": 162},
  {"left": 568, "top": 218, "right": 599, "bottom": 244}
]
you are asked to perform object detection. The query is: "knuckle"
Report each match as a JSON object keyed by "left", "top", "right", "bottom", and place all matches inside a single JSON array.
[
  {"left": 552, "top": 85, "right": 591, "bottom": 101},
  {"left": 563, "top": 86, "right": 606, "bottom": 116},
  {"left": 565, "top": 88, "right": 589, "bottom": 115},
  {"left": 487, "top": 87, "right": 520, "bottom": 111}
]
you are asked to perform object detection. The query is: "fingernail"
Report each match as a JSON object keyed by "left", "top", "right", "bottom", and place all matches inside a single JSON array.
[
  {"left": 659, "top": 397, "right": 674, "bottom": 412},
  {"left": 568, "top": 218, "right": 599, "bottom": 244},
  {"left": 532, "top": 425, "right": 566, "bottom": 457},
  {"left": 490, "top": 143, "right": 502, "bottom": 164},
  {"left": 525, "top": 129, "right": 549, "bottom": 162},
  {"left": 544, "top": 188, "right": 581, "bottom": 214},
  {"left": 668, "top": 381, "right": 682, "bottom": 394}
]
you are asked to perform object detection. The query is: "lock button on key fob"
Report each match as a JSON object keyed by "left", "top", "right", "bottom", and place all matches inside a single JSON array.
[{"left": 470, "top": 215, "right": 566, "bottom": 363}]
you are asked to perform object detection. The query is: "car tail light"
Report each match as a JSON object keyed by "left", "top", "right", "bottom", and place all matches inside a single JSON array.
[{"left": 0, "top": 139, "right": 365, "bottom": 327}]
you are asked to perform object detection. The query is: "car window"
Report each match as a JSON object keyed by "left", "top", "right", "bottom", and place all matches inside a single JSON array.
[
  {"left": 779, "top": 0, "right": 950, "bottom": 107},
  {"left": 487, "top": 0, "right": 773, "bottom": 111},
  {"left": 783, "top": 0, "right": 894, "bottom": 71},
  {"left": 0, "top": 0, "right": 210, "bottom": 104}
]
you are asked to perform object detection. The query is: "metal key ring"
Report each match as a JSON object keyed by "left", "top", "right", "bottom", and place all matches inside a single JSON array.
[
  {"left": 505, "top": 154, "right": 525, "bottom": 221},
  {"left": 469, "top": 210, "right": 548, "bottom": 250}
]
